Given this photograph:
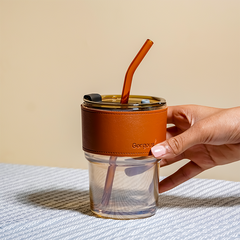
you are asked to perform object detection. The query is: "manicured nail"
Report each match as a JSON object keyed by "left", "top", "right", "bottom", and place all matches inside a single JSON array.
[{"left": 151, "top": 145, "right": 167, "bottom": 158}]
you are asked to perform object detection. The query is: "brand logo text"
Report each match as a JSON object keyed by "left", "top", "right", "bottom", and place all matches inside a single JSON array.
[{"left": 132, "top": 142, "right": 154, "bottom": 150}]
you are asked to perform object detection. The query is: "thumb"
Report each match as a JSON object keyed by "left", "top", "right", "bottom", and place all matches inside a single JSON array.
[{"left": 151, "top": 126, "right": 200, "bottom": 159}]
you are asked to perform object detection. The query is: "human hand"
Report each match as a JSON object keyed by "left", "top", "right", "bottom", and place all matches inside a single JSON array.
[{"left": 151, "top": 105, "right": 240, "bottom": 193}]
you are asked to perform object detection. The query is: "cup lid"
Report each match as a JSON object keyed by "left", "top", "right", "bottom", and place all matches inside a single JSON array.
[{"left": 83, "top": 94, "right": 166, "bottom": 111}]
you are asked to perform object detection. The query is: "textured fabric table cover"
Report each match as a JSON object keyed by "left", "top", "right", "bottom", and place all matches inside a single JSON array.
[{"left": 1, "top": 163, "right": 240, "bottom": 240}]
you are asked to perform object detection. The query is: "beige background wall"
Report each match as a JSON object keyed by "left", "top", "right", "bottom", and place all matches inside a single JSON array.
[{"left": 1, "top": 0, "right": 240, "bottom": 181}]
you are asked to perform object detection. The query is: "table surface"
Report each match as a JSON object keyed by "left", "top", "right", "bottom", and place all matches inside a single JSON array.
[{"left": 1, "top": 163, "right": 240, "bottom": 240}]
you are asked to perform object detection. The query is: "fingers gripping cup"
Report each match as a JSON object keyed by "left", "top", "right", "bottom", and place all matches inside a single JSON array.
[{"left": 81, "top": 94, "right": 167, "bottom": 219}]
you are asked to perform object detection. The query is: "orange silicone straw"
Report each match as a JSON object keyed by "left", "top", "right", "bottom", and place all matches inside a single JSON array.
[
  {"left": 101, "top": 39, "right": 154, "bottom": 207},
  {"left": 120, "top": 39, "right": 154, "bottom": 104}
]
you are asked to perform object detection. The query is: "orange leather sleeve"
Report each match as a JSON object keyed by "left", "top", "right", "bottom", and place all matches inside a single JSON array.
[{"left": 81, "top": 105, "right": 167, "bottom": 156}]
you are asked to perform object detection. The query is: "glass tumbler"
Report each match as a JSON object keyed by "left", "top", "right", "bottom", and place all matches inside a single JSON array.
[{"left": 81, "top": 95, "right": 167, "bottom": 219}]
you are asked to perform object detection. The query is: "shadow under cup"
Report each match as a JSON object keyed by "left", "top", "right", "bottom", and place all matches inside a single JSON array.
[{"left": 81, "top": 95, "right": 167, "bottom": 219}]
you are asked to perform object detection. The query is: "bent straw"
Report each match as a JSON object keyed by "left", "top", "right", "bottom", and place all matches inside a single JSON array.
[
  {"left": 121, "top": 39, "right": 154, "bottom": 104},
  {"left": 101, "top": 39, "right": 154, "bottom": 207}
]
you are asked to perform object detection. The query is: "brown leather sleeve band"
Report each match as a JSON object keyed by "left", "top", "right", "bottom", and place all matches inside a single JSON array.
[{"left": 81, "top": 105, "right": 167, "bottom": 156}]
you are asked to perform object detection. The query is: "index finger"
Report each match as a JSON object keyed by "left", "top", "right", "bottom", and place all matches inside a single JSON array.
[{"left": 166, "top": 105, "right": 188, "bottom": 124}]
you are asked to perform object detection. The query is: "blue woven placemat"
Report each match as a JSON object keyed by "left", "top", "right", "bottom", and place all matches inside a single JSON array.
[{"left": 1, "top": 163, "right": 240, "bottom": 240}]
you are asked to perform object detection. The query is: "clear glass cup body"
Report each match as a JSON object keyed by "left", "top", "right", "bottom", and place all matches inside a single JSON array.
[{"left": 85, "top": 152, "right": 159, "bottom": 220}]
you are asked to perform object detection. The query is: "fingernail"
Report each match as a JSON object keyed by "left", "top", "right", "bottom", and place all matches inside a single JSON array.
[{"left": 151, "top": 145, "right": 167, "bottom": 158}]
